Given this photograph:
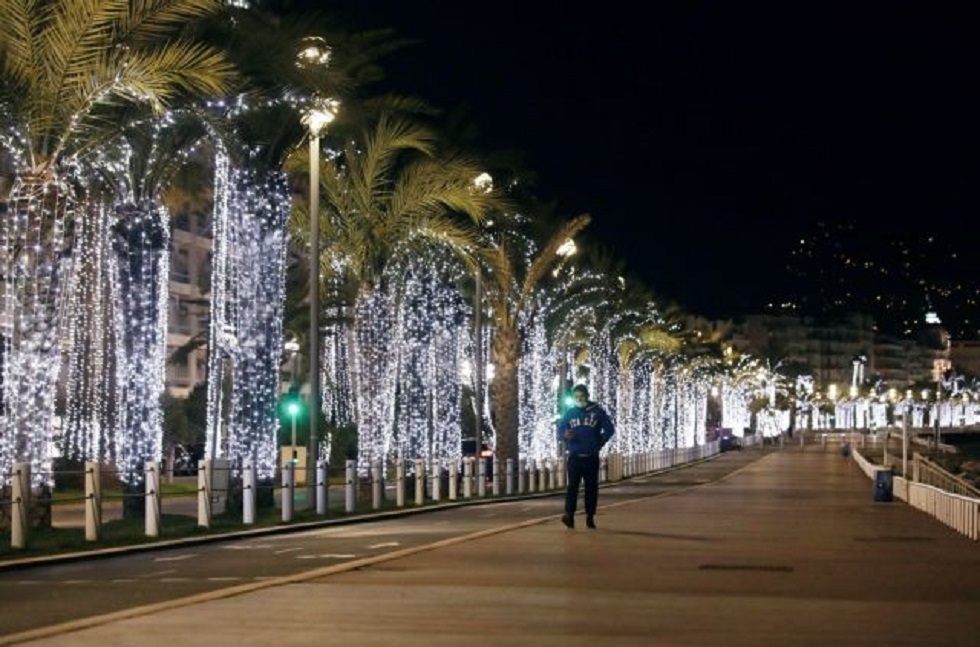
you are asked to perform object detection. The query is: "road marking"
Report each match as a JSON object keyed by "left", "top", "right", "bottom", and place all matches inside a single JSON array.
[
  {"left": 63, "top": 580, "right": 91, "bottom": 585},
  {"left": 296, "top": 553, "right": 357, "bottom": 560},
  {"left": 274, "top": 547, "right": 304, "bottom": 554},
  {"left": 367, "top": 542, "right": 400, "bottom": 549},
  {"left": 155, "top": 554, "right": 196, "bottom": 562},
  {"left": 140, "top": 570, "right": 175, "bottom": 578},
  {"left": 111, "top": 579, "right": 137, "bottom": 583},
  {"left": 223, "top": 544, "right": 275, "bottom": 550},
  {"left": 207, "top": 577, "right": 244, "bottom": 582},
  {"left": 160, "top": 578, "right": 193, "bottom": 583}
]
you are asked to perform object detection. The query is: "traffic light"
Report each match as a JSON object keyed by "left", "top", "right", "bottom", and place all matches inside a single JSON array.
[{"left": 558, "top": 379, "right": 575, "bottom": 415}]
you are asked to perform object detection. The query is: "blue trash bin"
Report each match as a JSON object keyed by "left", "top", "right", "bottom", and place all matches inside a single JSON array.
[{"left": 873, "top": 468, "right": 893, "bottom": 502}]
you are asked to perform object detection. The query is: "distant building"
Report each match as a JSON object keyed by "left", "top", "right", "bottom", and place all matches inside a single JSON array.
[
  {"left": 166, "top": 207, "right": 212, "bottom": 397},
  {"left": 730, "top": 311, "right": 949, "bottom": 392}
]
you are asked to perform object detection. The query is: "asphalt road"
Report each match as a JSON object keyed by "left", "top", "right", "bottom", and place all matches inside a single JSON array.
[{"left": 0, "top": 449, "right": 766, "bottom": 637}]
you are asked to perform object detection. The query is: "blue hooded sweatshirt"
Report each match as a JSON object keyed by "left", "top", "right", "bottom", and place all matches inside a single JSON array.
[{"left": 557, "top": 402, "right": 615, "bottom": 456}]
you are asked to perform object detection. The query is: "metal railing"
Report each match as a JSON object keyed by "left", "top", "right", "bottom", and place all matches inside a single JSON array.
[{"left": 3, "top": 442, "right": 724, "bottom": 552}]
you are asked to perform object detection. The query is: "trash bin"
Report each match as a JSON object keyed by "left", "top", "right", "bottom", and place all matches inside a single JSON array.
[
  {"left": 840, "top": 443, "right": 851, "bottom": 458},
  {"left": 873, "top": 467, "right": 893, "bottom": 502}
]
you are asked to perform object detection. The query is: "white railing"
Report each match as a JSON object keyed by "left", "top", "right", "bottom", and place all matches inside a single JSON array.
[
  {"left": 853, "top": 448, "right": 979, "bottom": 541},
  {"left": 4, "top": 442, "right": 724, "bottom": 551}
]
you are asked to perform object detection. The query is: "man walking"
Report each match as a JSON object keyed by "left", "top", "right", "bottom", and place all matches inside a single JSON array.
[{"left": 557, "top": 384, "right": 615, "bottom": 529}]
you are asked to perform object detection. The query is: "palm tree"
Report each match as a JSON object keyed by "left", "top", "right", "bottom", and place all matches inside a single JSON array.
[
  {"left": 286, "top": 112, "right": 502, "bottom": 467},
  {"left": 0, "top": 0, "right": 234, "bottom": 482},
  {"left": 481, "top": 213, "right": 592, "bottom": 469}
]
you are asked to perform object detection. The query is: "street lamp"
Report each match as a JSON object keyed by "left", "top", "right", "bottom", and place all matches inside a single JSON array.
[{"left": 302, "top": 99, "right": 336, "bottom": 487}]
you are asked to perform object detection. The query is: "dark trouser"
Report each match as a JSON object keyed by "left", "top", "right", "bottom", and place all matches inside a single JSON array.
[{"left": 565, "top": 454, "right": 600, "bottom": 517}]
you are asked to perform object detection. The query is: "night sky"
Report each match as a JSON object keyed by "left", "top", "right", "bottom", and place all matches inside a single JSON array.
[{"left": 305, "top": 1, "right": 980, "bottom": 321}]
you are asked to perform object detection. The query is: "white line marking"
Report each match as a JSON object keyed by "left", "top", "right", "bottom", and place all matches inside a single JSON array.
[
  {"left": 111, "top": 579, "right": 137, "bottom": 583},
  {"left": 367, "top": 542, "right": 400, "bottom": 549},
  {"left": 274, "top": 547, "right": 304, "bottom": 554},
  {"left": 155, "top": 554, "right": 196, "bottom": 562},
  {"left": 295, "top": 554, "right": 356, "bottom": 559},
  {"left": 63, "top": 580, "right": 91, "bottom": 585},
  {"left": 207, "top": 577, "right": 244, "bottom": 582},
  {"left": 140, "top": 570, "right": 175, "bottom": 578},
  {"left": 160, "top": 578, "right": 192, "bottom": 583}
]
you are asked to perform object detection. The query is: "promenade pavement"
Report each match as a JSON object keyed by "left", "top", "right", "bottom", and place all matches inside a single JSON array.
[{"left": 8, "top": 446, "right": 980, "bottom": 646}]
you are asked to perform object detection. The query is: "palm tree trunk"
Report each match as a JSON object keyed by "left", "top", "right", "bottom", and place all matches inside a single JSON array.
[
  {"left": 490, "top": 323, "right": 521, "bottom": 468},
  {"left": 111, "top": 201, "right": 170, "bottom": 517},
  {"left": 1, "top": 172, "right": 74, "bottom": 489}
]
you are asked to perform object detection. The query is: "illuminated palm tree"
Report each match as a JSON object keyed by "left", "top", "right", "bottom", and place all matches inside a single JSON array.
[
  {"left": 0, "top": 0, "right": 233, "bottom": 482},
  {"left": 287, "top": 112, "right": 502, "bottom": 467},
  {"left": 480, "top": 214, "right": 592, "bottom": 469}
]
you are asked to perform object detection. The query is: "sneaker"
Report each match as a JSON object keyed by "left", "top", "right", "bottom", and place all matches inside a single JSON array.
[
  {"left": 586, "top": 516, "right": 597, "bottom": 529},
  {"left": 561, "top": 514, "right": 574, "bottom": 529}
]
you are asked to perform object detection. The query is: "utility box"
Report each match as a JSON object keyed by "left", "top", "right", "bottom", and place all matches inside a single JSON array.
[{"left": 873, "top": 467, "right": 893, "bottom": 502}]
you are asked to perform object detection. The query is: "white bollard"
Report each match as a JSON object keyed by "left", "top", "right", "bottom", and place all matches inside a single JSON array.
[
  {"left": 243, "top": 461, "right": 256, "bottom": 525},
  {"left": 463, "top": 458, "right": 473, "bottom": 499},
  {"left": 414, "top": 459, "right": 425, "bottom": 505},
  {"left": 546, "top": 460, "right": 555, "bottom": 490},
  {"left": 396, "top": 459, "right": 406, "bottom": 508},
  {"left": 600, "top": 457, "right": 608, "bottom": 483},
  {"left": 506, "top": 458, "right": 515, "bottom": 495},
  {"left": 85, "top": 461, "right": 101, "bottom": 542},
  {"left": 11, "top": 463, "right": 30, "bottom": 549},
  {"left": 477, "top": 458, "right": 487, "bottom": 497},
  {"left": 527, "top": 459, "right": 537, "bottom": 493},
  {"left": 145, "top": 462, "right": 160, "bottom": 538},
  {"left": 372, "top": 461, "right": 383, "bottom": 510},
  {"left": 281, "top": 462, "right": 294, "bottom": 522},
  {"left": 539, "top": 460, "right": 548, "bottom": 491},
  {"left": 316, "top": 461, "right": 328, "bottom": 515},
  {"left": 492, "top": 458, "right": 500, "bottom": 496},
  {"left": 345, "top": 460, "right": 357, "bottom": 513},
  {"left": 430, "top": 459, "right": 441, "bottom": 502},
  {"left": 448, "top": 460, "right": 459, "bottom": 500},
  {"left": 557, "top": 457, "right": 566, "bottom": 488},
  {"left": 518, "top": 458, "right": 526, "bottom": 494},
  {"left": 197, "top": 460, "right": 212, "bottom": 528}
]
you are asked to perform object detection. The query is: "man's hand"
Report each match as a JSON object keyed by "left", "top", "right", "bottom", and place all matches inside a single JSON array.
[{"left": 564, "top": 430, "right": 576, "bottom": 441}]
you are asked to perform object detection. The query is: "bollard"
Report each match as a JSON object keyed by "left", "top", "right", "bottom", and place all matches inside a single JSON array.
[
  {"left": 345, "top": 460, "right": 357, "bottom": 513},
  {"left": 282, "top": 462, "right": 295, "bottom": 522},
  {"left": 414, "top": 459, "right": 425, "bottom": 505},
  {"left": 372, "top": 461, "right": 383, "bottom": 510},
  {"left": 518, "top": 458, "right": 526, "bottom": 494},
  {"left": 243, "top": 461, "right": 256, "bottom": 525},
  {"left": 316, "top": 461, "right": 328, "bottom": 515},
  {"left": 430, "top": 459, "right": 441, "bottom": 502},
  {"left": 396, "top": 459, "right": 406, "bottom": 508},
  {"left": 547, "top": 460, "right": 555, "bottom": 490},
  {"left": 506, "top": 458, "right": 515, "bottom": 495},
  {"left": 11, "top": 463, "right": 30, "bottom": 549},
  {"left": 477, "top": 458, "right": 487, "bottom": 497},
  {"left": 600, "top": 457, "right": 608, "bottom": 483},
  {"left": 198, "top": 460, "right": 212, "bottom": 528},
  {"left": 145, "top": 462, "right": 160, "bottom": 538},
  {"left": 557, "top": 457, "right": 566, "bottom": 488},
  {"left": 463, "top": 458, "right": 473, "bottom": 499},
  {"left": 540, "top": 460, "right": 549, "bottom": 491},
  {"left": 492, "top": 458, "right": 500, "bottom": 496},
  {"left": 448, "top": 461, "right": 458, "bottom": 500},
  {"left": 527, "top": 459, "right": 536, "bottom": 493},
  {"left": 84, "top": 461, "right": 102, "bottom": 542}
]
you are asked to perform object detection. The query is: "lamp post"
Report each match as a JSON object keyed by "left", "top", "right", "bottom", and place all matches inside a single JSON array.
[{"left": 302, "top": 99, "right": 339, "bottom": 501}]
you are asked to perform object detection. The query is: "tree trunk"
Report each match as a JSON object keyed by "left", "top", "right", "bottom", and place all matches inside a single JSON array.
[
  {"left": 0, "top": 171, "right": 74, "bottom": 485},
  {"left": 490, "top": 324, "right": 521, "bottom": 468}
]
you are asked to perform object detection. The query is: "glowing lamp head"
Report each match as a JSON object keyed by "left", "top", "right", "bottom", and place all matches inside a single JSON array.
[
  {"left": 303, "top": 99, "right": 339, "bottom": 136},
  {"left": 287, "top": 401, "right": 301, "bottom": 417}
]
